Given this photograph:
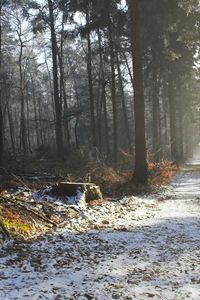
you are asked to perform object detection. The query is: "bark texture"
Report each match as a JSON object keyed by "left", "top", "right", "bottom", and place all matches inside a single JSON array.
[{"left": 130, "top": 0, "right": 148, "bottom": 184}]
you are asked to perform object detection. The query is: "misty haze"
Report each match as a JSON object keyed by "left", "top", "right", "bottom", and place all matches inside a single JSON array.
[{"left": 0, "top": 1, "right": 200, "bottom": 299}]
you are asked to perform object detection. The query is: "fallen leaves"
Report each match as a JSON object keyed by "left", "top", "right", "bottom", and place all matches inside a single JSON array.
[{"left": 0, "top": 172, "right": 200, "bottom": 300}]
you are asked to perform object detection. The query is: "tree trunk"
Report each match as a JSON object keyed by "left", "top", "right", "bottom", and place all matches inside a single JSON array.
[
  {"left": 177, "top": 103, "right": 184, "bottom": 162},
  {"left": 26, "top": 86, "right": 31, "bottom": 152},
  {"left": 44, "top": 48, "right": 55, "bottom": 121},
  {"left": 103, "top": 93, "right": 110, "bottom": 158},
  {"left": 86, "top": 8, "right": 97, "bottom": 149},
  {"left": 48, "top": 0, "right": 63, "bottom": 157},
  {"left": 168, "top": 77, "right": 179, "bottom": 163},
  {"left": 176, "top": 82, "right": 184, "bottom": 162},
  {"left": 37, "top": 94, "right": 44, "bottom": 145},
  {"left": 152, "top": 62, "right": 160, "bottom": 162},
  {"left": 130, "top": 0, "right": 148, "bottom": 184},
  {"left": 121, "top": 49, "right": 134, "bottom": 87},
  {"left": 75, "top": 116, "right": 79, "bottom": 149},
  {"left": 18, "top": 30, "right": 27, "bottom": 155},
  {"left": 57, "top": 18, "right": 71, "bottom": 151},
  {"left": 108, "top": 19, "right": 118, "bottom": 167},
  {"left": 30, "top": 72, "right": 40, "bottom": 147},
  {"left": 97, "top": 28, "right": 110, "bottom": 156},
  {"left": 116, "top": 53, "right": 132, "bottom": 153},
  {"left": 62, "top": 80, "right": 71, "bottom": 151},
  {"left": 7, "top": 104, "right": 15, "bottom": 154}
]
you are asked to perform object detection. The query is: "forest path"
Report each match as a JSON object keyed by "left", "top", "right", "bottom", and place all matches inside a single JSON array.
[{"left": 0, "top": 170, "right": 200, "bottom": 300}]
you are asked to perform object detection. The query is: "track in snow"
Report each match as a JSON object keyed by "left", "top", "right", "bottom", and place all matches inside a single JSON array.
[{"left": 0, "top": 170, "right": 200, "bottom": 300}]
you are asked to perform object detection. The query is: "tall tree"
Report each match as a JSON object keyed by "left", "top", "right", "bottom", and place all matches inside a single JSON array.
[
  {"left": 116, "top": 52, "right": 132, "bottom": 153},
  {"left": 85, "top": 4, "right": 97, "bottom": 149},
  {"left": 48, "top": 0, "right": 63, "bottom": 157},
  {"left": 16, "top": 15, "right": 27, "bottom": 155},
  {"left": 107, "top": 11, "right": 118, "bottom": 167},
  {"left": 129, "top": 0, "right": 148, "bottom": 184},
  {"left": 97, "top": 26, "right": 110, "bottom": 156}
]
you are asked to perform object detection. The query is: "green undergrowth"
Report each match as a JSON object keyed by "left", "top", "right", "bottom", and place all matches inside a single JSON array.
[{"left": 0, "top": 204, "right": 47, "bottom": 240}]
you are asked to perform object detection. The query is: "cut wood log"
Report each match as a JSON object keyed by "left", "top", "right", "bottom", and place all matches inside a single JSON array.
[{"left": 50, "top": 182, "right": 103, "bottom": 203}]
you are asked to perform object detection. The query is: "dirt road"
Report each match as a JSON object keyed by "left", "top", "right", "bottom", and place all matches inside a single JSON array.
[{"left": 0, "top": 171, "right": 199, "bottom": 300}]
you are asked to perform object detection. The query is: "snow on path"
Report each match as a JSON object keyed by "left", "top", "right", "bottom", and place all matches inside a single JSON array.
[{"left": 0, "top": 172, "right": 200, "bottom": 300}]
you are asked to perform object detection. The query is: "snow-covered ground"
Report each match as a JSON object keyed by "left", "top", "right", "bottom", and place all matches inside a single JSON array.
[{"left": 0, "top": 172, "right": 200, "bottom": 300}]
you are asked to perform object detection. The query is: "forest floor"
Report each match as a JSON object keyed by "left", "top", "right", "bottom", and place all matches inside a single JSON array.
[{"left": 0, "top": 168, "right": 200, "bottom": 300}]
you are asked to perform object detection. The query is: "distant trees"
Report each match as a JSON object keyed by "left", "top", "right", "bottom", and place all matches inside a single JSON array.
[
  {"left": 0, "top": 0, "right": 199, "bottom": 183},
  {"left": 138, "top": 0, "right": 200, "bottom": 164}
]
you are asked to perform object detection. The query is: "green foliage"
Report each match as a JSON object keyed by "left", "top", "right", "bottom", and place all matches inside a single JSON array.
[{"left": 0, "top": 205, "right": 33, "bottom": 238}]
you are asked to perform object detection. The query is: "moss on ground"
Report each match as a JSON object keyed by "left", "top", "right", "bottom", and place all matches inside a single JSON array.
[{"left": 85, "top": 185, "right": 103, "bottom": 202}]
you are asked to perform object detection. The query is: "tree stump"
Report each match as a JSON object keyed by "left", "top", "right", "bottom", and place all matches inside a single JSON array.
[{"left": 50, "top": 182, "right": 103, "bottom": 203}]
